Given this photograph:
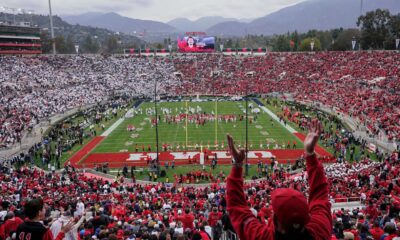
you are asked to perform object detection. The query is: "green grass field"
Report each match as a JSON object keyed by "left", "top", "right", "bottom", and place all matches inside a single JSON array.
[{"left": 93, "top": 100, "right": 303, "bottom": 153}]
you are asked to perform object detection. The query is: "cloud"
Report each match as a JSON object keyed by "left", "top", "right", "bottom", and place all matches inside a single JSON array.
[{"left": 0, "top": 0, "right": 307, "bottom": 21}]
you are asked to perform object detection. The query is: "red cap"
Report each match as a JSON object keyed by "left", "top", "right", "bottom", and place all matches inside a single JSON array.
[{"left": 271, "top": 188, "right": 310, "bottom": 228}]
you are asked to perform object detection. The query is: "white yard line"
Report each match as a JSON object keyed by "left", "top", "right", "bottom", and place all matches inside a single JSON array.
[
  {"left": 259, "top": 106, "right": 297, "bottom": 134},
  {"left": 101, "top": 118, "right": 125, "bottom": 137},
  {"left": 101, "top": 109, "right": 135, "bottom": 137}
]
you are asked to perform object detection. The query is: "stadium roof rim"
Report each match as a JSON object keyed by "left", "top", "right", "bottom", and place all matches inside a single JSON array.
[{"left": 0, "top": 35, "right": 40, "bottom": 40}]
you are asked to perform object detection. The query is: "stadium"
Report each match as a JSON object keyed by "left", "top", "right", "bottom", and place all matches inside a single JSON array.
[{"left": 0, "top": 1, "right": 400, "bottom": 240}]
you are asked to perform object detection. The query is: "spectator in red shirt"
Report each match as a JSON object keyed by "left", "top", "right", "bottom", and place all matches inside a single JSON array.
[
  {"left": 0, "top": 212, "right": 23, "bottom": 239},
  {"left": 369, "top": 221, "right": 384, "bottom": 240},
  {"left": 226, "top": 119, "right": 332, "bottom": 240},
  {"left": 208, "top": 206, "right": 223, "bottom": 239},
  {"left": 176, "top": 207, "right": 195, "bottom": 230}
]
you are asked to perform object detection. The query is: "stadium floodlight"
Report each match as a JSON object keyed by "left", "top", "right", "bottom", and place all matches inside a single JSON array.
[
  {"left": 75, "top": 44, "right": 79, "bottom": 54},
  {"left": 48, "top": 0, "right": 56, "bottom": 55},
  {"left": 153, "top": 74, "right": 160, "bottom": 174},
  {"left": 117, "top": 40, "right": 122, "bottom": 54},
  {"left": 396, "top": 38, "right": 400, "bottom": 50},
  {"left": 352, "top": 37, "right": 357, "bottom": 51},
  {"left": 310, "top": 39, "right": 315, "bottom": 51}
]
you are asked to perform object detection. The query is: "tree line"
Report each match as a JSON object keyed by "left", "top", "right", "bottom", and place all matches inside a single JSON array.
[{"left": 37, "top": 9, "right": 399, "bottom": 53}]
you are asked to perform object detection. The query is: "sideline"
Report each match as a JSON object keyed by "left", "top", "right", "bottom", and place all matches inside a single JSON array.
[
  {"left": 101, "top": 108, "right": 135, "bottom": 137},
  {"left": 253, "top": 98, "right": 297, "bottom": 133},
  {"left": 253, "top": 98, "right": 297, "bottom": 134},
  {"left": 259, "top": 106, "right": 297, "bottom": 133},
  {"left": 101, "top": 118, "right": 125, "bottom": 137}
]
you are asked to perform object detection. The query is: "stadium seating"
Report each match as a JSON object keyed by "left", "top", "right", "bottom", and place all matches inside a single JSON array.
[{"left": 0, "top": 52, "right": 400, "bottom": 239}]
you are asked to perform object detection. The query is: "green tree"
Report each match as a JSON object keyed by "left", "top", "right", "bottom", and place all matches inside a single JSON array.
[
  {"left": 273, "top": 35, "right": 290, "bottom": 51},
  {"left": 226, "top": 39, "right": 233, "bottom": 48},
  {"left": 299, "top": 38, "right": 322, "bottom": 51},
  {"left": 82, "top": 35, "right": 99, "bottom": 53},
  {"left": 235, "top": 39, "right": 240, "bottom": 49},
  {"left": 387, "top": 14, "right": 400, "bottom": 49},
  {"left": 65, "top": 35, "right": 75, "bottom": 53},
  {"left": 357, "top": 9, "right": 392, "bottom": 49},
  {"left": 156, "top": 43, "right": 163, "bottom": 49},
  {"left": 104, "top": 36, "right": 119, "bottom": 54},
  {"left": 40, "top": 32, "right": 52, "bottom": 54},
  {"left": 331, "top": 29, "right": 360, "bottom": 51},
  {"left": 331, "top": 28, "right": 343, "bottom": 41},
  {"left": 290, "top": 31, "right": 300, "bottom": 51},
  {"left": 54, "top": 36, "right": 67, "bottom": 53},
  {"left": 316, "top": 31, "right": 333, "bottom": 50}
]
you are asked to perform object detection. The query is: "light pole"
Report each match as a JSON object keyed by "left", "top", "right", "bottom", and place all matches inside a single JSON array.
[
  {"left": 74, "top": 43, "right": 79, "bottom": 54},
  {"left": 48, "top": 0, "right": 56, "bottom": 55},
  {"left": 117, "top": 40, "right": 122, "bottom": 54},
  {"left": 168, "top": 44, "right": 172, "bottom": 56},
  {"left": 154, "top": 75, "right": 160, "bottom": 174},
  {"left": 245, "top": 86, "right": 249, "bottom": 176},
  {"left": 310, "top": 39, "right": 315, "bottom": 52},
  {"left": 352, "top": 37, "right": 357, "bottom": 51}
]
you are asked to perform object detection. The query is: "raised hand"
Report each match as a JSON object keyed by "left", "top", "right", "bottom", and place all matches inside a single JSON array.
[
  {"left": 227, "top": 134, "right": 245, "bottom": 167},
  {"left": 304, "top": 119, "right": 323, "bottom": 155},
  {"left": 61, "top": 220, "right": 75, "bottom": 233}
]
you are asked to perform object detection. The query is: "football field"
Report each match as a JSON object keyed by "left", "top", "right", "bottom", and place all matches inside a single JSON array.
[{"left": 93, "top": 100, "right": 304, "bottom": 153}]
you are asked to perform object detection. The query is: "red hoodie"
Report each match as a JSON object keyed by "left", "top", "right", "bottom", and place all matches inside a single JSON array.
[
  {"left": 226, "top": 154, "right": 332, "bottom": 240},
  {"left": 176, "top": 213, "right": 195, "bottom": 230},
  {"left": 370, "top": 227, "right": 384, "bottom": 240}
]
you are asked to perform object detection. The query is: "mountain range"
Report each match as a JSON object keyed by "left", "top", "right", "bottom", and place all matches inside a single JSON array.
[
  {"left": 167, "top": 16, "right": 253, "bottom": 32},
  {"left": 208, "top": 0, "right": 400, "bottom": 36},
  {"left": 62, "top": 0, "right": 400, "bottom": 37},
  {"left": 62, "top": 12, "right": 175, "bottom": 34}
]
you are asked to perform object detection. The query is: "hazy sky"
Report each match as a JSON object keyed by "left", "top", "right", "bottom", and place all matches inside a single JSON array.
[{"left": 0, "top": 0, "right": 308, "bottom": 22}]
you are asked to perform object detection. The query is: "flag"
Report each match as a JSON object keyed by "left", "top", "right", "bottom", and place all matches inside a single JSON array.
[
  {"left": 290, "top": 40, "right": 295, "bottom": 49},
  {"left": 253, "top": 48, "right": 266, "bottom": 53},
  {"left": 238, "top": 48, "right": 251, "bottom": 52},
  {"left": 223, "top": 48, "right": 235, "bottom": 52}
]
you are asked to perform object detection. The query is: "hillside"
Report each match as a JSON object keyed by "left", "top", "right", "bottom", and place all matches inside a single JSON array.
[{"left": 208, "top": 0, "right": 400, "bottom": 36}]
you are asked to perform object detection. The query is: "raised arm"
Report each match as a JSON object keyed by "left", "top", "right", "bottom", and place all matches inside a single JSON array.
[
  {"left": 226, "top": 135, "right": 272, "bottom": 240},
  {"left": 304, "top": 119, "right": 332, "bottom": 240}
]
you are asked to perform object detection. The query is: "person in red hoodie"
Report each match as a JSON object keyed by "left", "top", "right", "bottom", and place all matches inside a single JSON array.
[
  {"left": 226, "top": 119, "right": 332, "bottom": 240},
  {"left": 176, "top": 207, "right": 195, "bottom": 230}
]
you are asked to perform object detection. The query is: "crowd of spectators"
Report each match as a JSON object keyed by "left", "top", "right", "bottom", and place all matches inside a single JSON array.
[
  {"left": 0, "top": 147, "right": 399, "bottom": 239},
  {"left": 1, "top": 52, "right": 400, "bottom": 239},
  {"left": 173, "top": 52, "right": 400, "bottom": 142},
  {"left": 0, "top": 55, "right": 178, "bottom": 148},
  {"left": 1, "top": 52, "right": 398, "bottom": 149}
]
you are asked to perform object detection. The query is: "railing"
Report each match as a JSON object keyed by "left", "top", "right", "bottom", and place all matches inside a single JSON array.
[
  {"left": 0, "top": 50, "right": 42, "bottom": 54},
  {"left": 0, "top": 43, "right": 41, "bottom": 47},
  {"left": 332, "top": 197, "right": 362, "bottom": 203}
]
